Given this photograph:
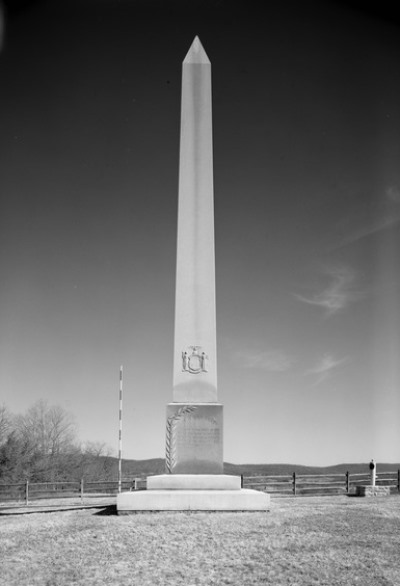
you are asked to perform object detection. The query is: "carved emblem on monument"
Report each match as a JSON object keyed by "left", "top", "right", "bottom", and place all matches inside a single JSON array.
[{"left": 182, "top": 346, "right": 209, "bottom": 374}]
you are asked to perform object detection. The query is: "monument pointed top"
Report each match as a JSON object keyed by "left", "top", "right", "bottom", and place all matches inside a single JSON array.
[{"left": 183, "top": 36, "right": 210, "bottom": 64}]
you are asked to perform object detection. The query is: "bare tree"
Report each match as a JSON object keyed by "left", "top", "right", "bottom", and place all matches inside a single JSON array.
[
  {"left": 0, "top": 404, "right": 11, "bottom": 446},
  {"left": 0, "top": 401, "right": 114, "bottom": 482},
  {"left": 82, "top": 441, "right": 112, "bottom": 459},
  {"left": 78, "top": 441, "right": 115, "bottom": 481},
  {"left": 15, "top": 400, "right": 75, "bottom": 452},
  {"left": 13, "top": 400, "right": 78, "bottom": 481}
]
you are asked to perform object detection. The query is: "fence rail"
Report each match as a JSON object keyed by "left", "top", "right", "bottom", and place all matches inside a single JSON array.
[
  {"left": 0, "top": 478, "right": 146, "bottom": 505},
  {"left": 243, "top": 470, "right": 400, "bottom": 496},
  {"left": 0, "top": 471, "right": 399, "bottom": 504}
]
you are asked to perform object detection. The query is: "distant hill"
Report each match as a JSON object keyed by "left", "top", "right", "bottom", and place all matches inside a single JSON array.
[
  {"left": 120, "top": 458, "right": 166, "bottom": 477},
  {"left": 224, "top": 462, "right": 400, "bottom": 476},
  {"left": 114, "top": 458, "right": 400, "bottom": 478}
]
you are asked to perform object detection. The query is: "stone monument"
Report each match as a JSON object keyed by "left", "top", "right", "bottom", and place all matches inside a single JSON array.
[
  {"left": 117, "top": 37, "right": 269, "bottom": 512},
  {"left": 355, "top": 460, "right": 391, "bottom": 497}
]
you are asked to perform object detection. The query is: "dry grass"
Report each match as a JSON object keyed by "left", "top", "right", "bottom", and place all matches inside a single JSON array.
[{"left": 1, "top": 495, "right": 400, "bottom": 585}]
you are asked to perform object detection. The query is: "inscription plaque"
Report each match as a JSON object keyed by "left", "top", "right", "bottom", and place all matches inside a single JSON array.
[{"left": 166, "top": 403, "right": 223, "bottom": 474}]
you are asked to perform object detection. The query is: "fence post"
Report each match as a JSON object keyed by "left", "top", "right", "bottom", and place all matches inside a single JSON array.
[
  {"left": 293, "top": 472, "right": 296, "bottom": 496},
  {"left": 25, "top": 480, "right": 29, "bottom": 506},
  {"left": 80, "top": 478, "right": 84, "bottom": 504},
  {"left": 398, "top": 470, "right": 400, "bottom": 493},
  {"left": 346, "top": 471, "right": 350, "bottom": 494},
  {"left": 240, "top": 474, "right": 244, "bottom": 488}
]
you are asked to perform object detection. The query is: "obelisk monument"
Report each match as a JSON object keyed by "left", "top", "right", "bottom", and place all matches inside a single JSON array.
[
  {"left": 166, "top": 36, "right": 223, "bottom": 475},
  {"left": 117, "top": 37, "right": 269, "bottom": 511},
  {"left": 173, "top": 36, "right": 216, "bottom": 404}
]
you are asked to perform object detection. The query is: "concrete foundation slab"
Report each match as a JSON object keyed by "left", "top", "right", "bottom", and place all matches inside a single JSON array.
[
  {"left": 117, "top": 489, "right": 270, "bottom": 512},
  {"left": 355, "top": 485, "right": 391, "bottom": 497},
  {"left": 147, "top": 474, "right": 241, "bottom": 490}
]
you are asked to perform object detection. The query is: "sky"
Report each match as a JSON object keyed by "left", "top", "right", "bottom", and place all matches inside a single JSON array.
[{"left": 0, "top": 0, "right": 399, "bottom": 466}]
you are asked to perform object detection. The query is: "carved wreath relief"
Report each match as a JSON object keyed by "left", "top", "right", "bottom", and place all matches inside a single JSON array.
[
  {"left": 165, "top": 405, "right": 197, "bottom": 473},
  {"left": 181, "top": 345, "right": 209, "bottom": 374}
]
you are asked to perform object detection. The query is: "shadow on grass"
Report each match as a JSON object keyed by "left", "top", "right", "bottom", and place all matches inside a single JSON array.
[
  {"left": 0, "top": 504, "right": 115, "bottom": 516},
  {"left": 94, "top": 504, "right": 117, "bottom": 516}
]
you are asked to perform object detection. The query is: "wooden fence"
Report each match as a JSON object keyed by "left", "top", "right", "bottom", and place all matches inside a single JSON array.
[
  {"left": 0, "top": 471, "right": 399, "bottom": 505},
  {"left": 0, "top": 478, "right": 147, "bottom": 505},
  {"left": 243, "top": 470, "right": 400, "bottom": 496}
]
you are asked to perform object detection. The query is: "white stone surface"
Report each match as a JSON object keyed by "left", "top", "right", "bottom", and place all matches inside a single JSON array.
[
  {"left": 117, "top": 489, "right": 270, "bottom": 512},
  {"left": 165, "top": 402, "right": 223, "bottom": 474},
  {"left": 147, "top": 474, "right": 241, "bottom": 490},
  {"left": 173, "top": 36, "right": 217, "bottom": 404},
  {"left": 355, "top": 485, "right": 391, "bottom": 497}
]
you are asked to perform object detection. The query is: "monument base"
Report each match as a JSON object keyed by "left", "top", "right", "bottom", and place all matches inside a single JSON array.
[
  {"left": 355, "top": 485, "right": 391, "bottom": 497},
  {"left": 147, "top": 474, "right": 241, "bottom": 490},
  {"left": 117, "top": 489, "right": 270, "bottom": 512},
  {"left": 117, "top": 474, "right": 270, "bottom": 513},
  {"left": 166, "top": 403, "right": 223, "bottom": 474}
]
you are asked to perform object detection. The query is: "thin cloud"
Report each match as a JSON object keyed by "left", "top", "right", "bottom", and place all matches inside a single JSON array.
[
  {"left": 305, "top": 353, "right": 348, "bottom": 386},
  {"left": 338, "top": 215, "right": 400, "bottom": 247},
  {"left": 235, "top": 349, "right": 294, "bottom": 372},
  {"left": 336, "top": 185, "right": 400, "bottom": 248},
  {"left": 294, "top": 265, "right": 363, "bottom": 317}
]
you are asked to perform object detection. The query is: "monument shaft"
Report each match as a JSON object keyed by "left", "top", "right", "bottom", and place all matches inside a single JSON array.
[
  {"left": 167, "top": 37, "right": 223, "bottom": 475},
  {"left": 173, "top": 37, "right": 217, "bottom": 404}
]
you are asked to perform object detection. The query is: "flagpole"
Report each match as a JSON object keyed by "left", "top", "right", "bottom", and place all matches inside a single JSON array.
[{"left": 118, "top": 365, "right": 123, "bottom": 493}]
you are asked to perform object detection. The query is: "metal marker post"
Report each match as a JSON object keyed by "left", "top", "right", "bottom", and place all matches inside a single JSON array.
[
  {"left": 369, "top": 459, "right": 376, "bottom": 487},
  {"left": 118, "top": 365, "right": 123, "bottom": 493}
]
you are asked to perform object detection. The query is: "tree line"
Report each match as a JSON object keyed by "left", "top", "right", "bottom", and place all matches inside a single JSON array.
[{"left": 0, "top": 400, "right": 114, "bottom": 483}]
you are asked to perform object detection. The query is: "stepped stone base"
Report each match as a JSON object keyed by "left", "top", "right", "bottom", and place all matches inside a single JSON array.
[
  {"left": 355, "top": 485, "right": 391, "bottom": 497},
  {"left": 117, "top": 488, "right": 269, "bottom": 512},
  {"left": 117, "top": 474, "right": 270, "bottom": 513},
  {"left": 147, "top": 474, "right": 241, "bottom": 490}
]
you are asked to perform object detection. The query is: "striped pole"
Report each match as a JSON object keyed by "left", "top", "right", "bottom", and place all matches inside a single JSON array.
[{"left": 118, "top": 365, "right": 123, "bottom": 493}]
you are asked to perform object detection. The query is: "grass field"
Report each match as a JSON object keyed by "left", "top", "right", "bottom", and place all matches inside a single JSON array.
[{"left": 1, "top": 495, "right": 399, "bottom": 585}]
